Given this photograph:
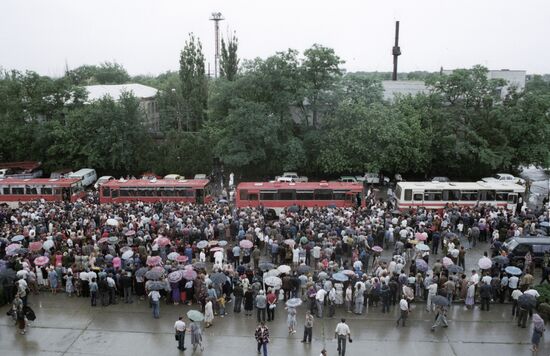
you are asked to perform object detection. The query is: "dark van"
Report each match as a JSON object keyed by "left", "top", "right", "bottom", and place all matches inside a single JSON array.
[{"left": 505, "top": 236, "right": 550, "bottom": 267}]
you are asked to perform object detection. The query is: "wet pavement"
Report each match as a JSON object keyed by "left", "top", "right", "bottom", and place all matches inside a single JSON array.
[{"left": 1, "top": 242, "right": 547, "bottom": 356}]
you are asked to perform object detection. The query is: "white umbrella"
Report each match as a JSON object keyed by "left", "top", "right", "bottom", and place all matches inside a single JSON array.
[
  {"left": 478, "top": 257, "right": 492, "bottom": 270},
  {"left": 264, "top": 276, "right": 282, "bottom": 287},
  {"left": 43, "top": 240, "right": 55, "bottom": 250},
  {"left": 167, "top": 252, "right": 180, "bottom": 261},
  {"left": 121, "top": 250, "right": 134, "bottom": 260},
  {"left": 265, "top": 269, "right": 281, "bottom": 277},
  {"left": 106, "top": 218, "right": 118, "bottom": 227},
  {"left": 277, "top": 265, "right": 291, "bottom": 274}
]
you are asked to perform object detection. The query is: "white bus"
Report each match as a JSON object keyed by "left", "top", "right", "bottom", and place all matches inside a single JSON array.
[
  {"left": 68, "top": 168, "right": 97, "bottom": 188},
  {"left": 394, "top": 181, "right": 525, "bottom": 212}
]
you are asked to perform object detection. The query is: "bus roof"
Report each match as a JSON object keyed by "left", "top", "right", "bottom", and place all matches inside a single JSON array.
[
  {"left": 396, "top": 181, "right": 525, "bottom": 191},
  {"left": 237, "top": 181, "right": 364, "bottom": 190},
  {"left": 103, "top": 179, "right": 210, "bottom": 188},
  {"left": 0, "top": 178, "right": 82, "bottom": 187},
  {"left": 69, "top": 168, "right": 96, "bottom": 176}
]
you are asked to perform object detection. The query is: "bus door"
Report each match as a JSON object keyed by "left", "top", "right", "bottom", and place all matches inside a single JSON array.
[
  {"left": 196, "top": 189, "right": 204, "bottom": 204},
  {"left": 345, "top": 192, "right": 355, "bottom": 207},
  {"left": 507, "top": 193, "right": 518, "bottom": 212},
  {"left": 62, "top": 188, "right": 70, "bottom": 202}
]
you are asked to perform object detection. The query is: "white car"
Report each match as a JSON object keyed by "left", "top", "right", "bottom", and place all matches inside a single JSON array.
[{"left": 482, "top": 173, "right": 525, "bottom": 185}]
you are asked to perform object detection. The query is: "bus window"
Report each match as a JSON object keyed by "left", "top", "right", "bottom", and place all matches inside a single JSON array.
[
  {"left": 26, "top": 186, "right": 38, "bottom": 195},
  {"left": 239, "top": 189, "right": 249, "bottom": 200},
  {"left": 314, "top": 189, "right": 333, "bottom": 200},
  {"left": 248, "top": 193, "right": 258, "bottom": 201},
  {"left": 443, "top": 190, "right": 460, "bottom": 200},
  {"left": 461, "top": 191, "right": 478, "bottom": 201},
  {"left": 164, "top": 188, "right": 175, "bottom": 197},
  {"left": 333, "top": 190, "right": 348, "bottom": 200},
  {"left": 296, "top": 191, "right": 314, "bottom": 200},
  {"left": 424, "top": 190, "right": 442, "bottom": 201},
  {"left": 102, "top": 187, "right": 111, "bottom": 197},
  {"left": 404, "top": 189, "right": 412, "bottom": 201},
  {"left": 54, "top": 188, "right": 62, "bottom": 196},
  {"left": 41, "top": 186, "right": 53, "bottom": 195},
  {"left": 395, "top": 185, "right": 402, "bottom": 200},
  {"left": 2, "top": 187, "right": 9, "bottom": 195},
  {"left": 112, "top": 189, "right": 119, "bottom": 198},
  {"left": 12, "top": 187, "right": 24, "bottom": 195},
  {"left": 120, "top": 189, "right": 129, "bottom": 197},
  {"left": 479, "top": 190, "right": 496, "bottom": 201},
  {"left": 496, "top": 191, "right": 509, "bottom": 201},
  {"left": 278, "top": 190, "right": 296, "bottom": 200},
  {"left": 413, "top": 193, "right": 423, "bottom": 201},
  {"left": 260, "top": 191, "right": 277, "bottom": 200}
]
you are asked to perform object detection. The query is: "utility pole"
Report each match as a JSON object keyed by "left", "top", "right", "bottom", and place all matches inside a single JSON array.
[
  {"left": 210, "top": 12, "right": 224, "bottom": 78},
  {"left": 392, "top": 21, "right": 401, "bottom": 81}
]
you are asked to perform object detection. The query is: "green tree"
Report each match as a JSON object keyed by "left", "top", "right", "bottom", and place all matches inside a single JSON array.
[
  {"left": 220, "top": 32, "right": 239, "bottom": 81},
  {"left": 300, "top": 44, "right": 344, "bottom": 126},
  {"left": 179, "top": 34, "right": 207, "bottom": 131},
  {"left": 65, "top": 62, "right": 130, "bottom": 85}
]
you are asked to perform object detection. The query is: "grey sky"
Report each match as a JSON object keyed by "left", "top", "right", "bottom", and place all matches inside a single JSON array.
[{"left": 1, "top": 0, "right": 549, "bottom": 77}]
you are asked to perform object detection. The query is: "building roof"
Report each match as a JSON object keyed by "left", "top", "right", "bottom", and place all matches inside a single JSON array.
[
  {"left": 237, "top": 181, "right": 364, "bottom": 191},
  {"left": 0, "top": 178, "right": 81, "bottom": 187},
  {"left": 382, "top": 80, "right": 428, "bottom": 101},
  {"left": 103, "top": 179, "right": 210, "bottom": 188},
  {"left": 84, "top": 84, "right": 158, "bottom": 102}
]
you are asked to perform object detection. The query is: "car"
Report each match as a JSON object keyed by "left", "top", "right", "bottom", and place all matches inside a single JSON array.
[
  {"left": 164, "top": 174, "right": 184, "bottom": 180},
  {"left": 94, "top": 176, "right": 114, "bottom": 190},
  {"left": 363, "top": 173, "right": 380, "bottom": 184},
  {"left": 275, "top": 172, "right": 308, "bottom": 182},
  {"left": 339, "top": 176, "right": 357, "bottom": 183},
  {"left": 68, "top": 168, "right": 97, "bottom": 187},
  {"left": 194, "top": 174, "right": 207, "bottom": 179},
  {"left": 431, "top": 176, "right": 450, "bottom": 182},
  {"left": 505, "top": 236, "right": 550, "bottom": 267},
  {"left": 482, "top": 173, "right": 525, "bottom": 185}
]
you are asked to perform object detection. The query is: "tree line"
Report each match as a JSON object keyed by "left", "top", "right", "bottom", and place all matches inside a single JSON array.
[{"left": 1, "top": 34, "right": 549, "bottom": 180}]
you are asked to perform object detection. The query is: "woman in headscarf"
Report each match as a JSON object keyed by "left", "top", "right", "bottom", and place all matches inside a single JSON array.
[
  {"left": 190, "top": 319, "right": 203, "bottom": 352},
  {"left": 204, "top": 298, "right": 214, "bottom": 328}
]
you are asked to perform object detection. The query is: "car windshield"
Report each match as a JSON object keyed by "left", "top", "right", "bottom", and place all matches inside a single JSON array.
[
  {"left": 493, "top": 174, "right": 502, "bottom": 179},
  {"left": 505, "top": 239, "right": 519, "bottom": 251}
]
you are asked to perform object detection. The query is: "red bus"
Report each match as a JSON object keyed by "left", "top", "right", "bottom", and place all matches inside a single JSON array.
[
  {"left": 0, "top": 178, "right": 86, "bottom": 204},
  {"left": 235, "top": 181, "right": 365, "bottom": 209},
  {"left": 99, "top": 179, "right": 212, "bottom": 204}
]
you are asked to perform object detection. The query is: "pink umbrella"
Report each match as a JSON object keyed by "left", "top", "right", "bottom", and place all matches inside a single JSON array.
[
  {"left": 29, "top": 241, "right": 43, "bottom": 252},
  {"left": 442, "top": 257, "right": 454, "bottom": 268},
  {"left": 182, "top": 269, "right": 197, "bottom": 280},
  {"left": 372, "top": 245, "right": 383, "bottom": 253},
  {"left": 176, "top": 255, "right": 189, "bottom": 263},
  {"left": 151, "top": 266, "right": 164, "bottom": 274},
  {"left": 112, "top": 257, "right": 122, "bottom": 269},
  {"left": 6, "top": 243, "right": 21, "bottom": 255},
  {"left": 34, "top": 256, "right": 49, "bottom": 266},
  {"left": 240, "top": 240, "right": 253, "bottom": 249},
  {"left": 284, "top": 239, "right": 296, "bottom": 247},
  {"left": 98, "top": 237, "right": 108, "bottom": 244},
  {"left": 125, "top": 230, "right": 136, "bottom": 236},
  {"left": 208, "top": 240, "right": 219, "bottom": 246},
  {"left": 418, "top": 233, "right": 428, "bottom": 241},
  {"left": 146, "top": 256, "right": 162, "bottom": 267},
  {"left": 210, "top": 247, "right": 224, "bottom": 252},
  {"left": 155, "top": 237, "right": 171, "bottom": 247}
]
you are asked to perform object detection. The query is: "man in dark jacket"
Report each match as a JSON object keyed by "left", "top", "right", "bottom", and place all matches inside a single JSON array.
[
  {"left": 480, "top": 281, "right": 492, "bottom": 311},
  {"left": 380, "top": 282, "right": 391, "bottom": 313},
  {"left": 120, "top": 272, "right": 133, "bottom": 304}
]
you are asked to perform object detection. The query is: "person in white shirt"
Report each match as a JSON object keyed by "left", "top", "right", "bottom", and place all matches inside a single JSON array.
[
  {"left": 174, "top": 316, "right": 186, "bottom": 350},
  {"left": 396, "top": 296, "right": 409, "bottom": 327},
  {"left": 334, "top": 318, "right": 351, "bottom": 356},
  {"left": 511, "top": 289, "right": 523, "bottom": 317},
  {"left": 427, "top": 282, "right": 438, "bottom": 312},
  {"left": 148, "top": 290, "right": 161, "bottom": 318}
]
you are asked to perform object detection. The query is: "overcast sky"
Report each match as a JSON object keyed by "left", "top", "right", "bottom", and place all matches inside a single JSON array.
[{"left": 1, "top": 0, "right": 549, "bottom": 77}]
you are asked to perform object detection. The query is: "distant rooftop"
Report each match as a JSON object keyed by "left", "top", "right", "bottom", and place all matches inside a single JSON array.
[
  {"left": 381, "top": 80, "right": 427, "bottom": 101},
  {"left": 84, "top": 84, "right": 158, "bottom": 102}
]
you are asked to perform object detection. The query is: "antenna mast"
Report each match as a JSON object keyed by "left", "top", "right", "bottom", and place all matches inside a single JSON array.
[
  {"left": 210, "top": 12, "right": 224, "bottom": 78},
  {"left": 392, "top": 21, "right": 401, "bottom": 81}
]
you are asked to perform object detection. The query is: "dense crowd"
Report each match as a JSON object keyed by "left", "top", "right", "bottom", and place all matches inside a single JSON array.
[{"left": 1, "top": 195, "right": 550, "bottom": 353}]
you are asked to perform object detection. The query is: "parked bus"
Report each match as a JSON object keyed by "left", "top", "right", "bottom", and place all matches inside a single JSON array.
[
  {"left": 68, "top": 168, "right": 97, "bottom": 187},
  {"left": 0, "top": 178, "right": 86, "bottom": 205},
  {"left": 235, "top": 181, "right": 365, "bottom": 210},
  {"left": 99, "top": 178, "right": 212, "bottom": 204},
  {"left": 394, "top": 181, "right": 525, "bottom": 212}
]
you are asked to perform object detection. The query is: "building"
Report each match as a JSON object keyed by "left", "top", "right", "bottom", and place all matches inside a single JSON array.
[
  {"left": 441, "top": 69, "right": 526, "bottom": 98},
  {"left": 84, "top": 84, "right": 160, "bottom": 132},
  {"left": 381, "top": 80, "right": 428, "bottom": 102}
]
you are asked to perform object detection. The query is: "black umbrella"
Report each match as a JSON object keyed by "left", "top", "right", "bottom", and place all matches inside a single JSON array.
[
  {"left": 258, "top": 262, "right": 275, "bottom": 271},
  {"left": 492, "top": 256, "right": 509, "bottom": 265},
  {"left": 518, "top": 294, "right": 537, "bottom": 310},
  {"left": 297, "top": 265, "right": 312, "bottom": 274},
  {"left": 210, "top": 272, "right": 227, "bottom": 285},
  {"left": 432, "top": 295, "right": 450, "bottom": 306},
  {"left": 447, "top": 265, "right": 463, "bottom": 274}
]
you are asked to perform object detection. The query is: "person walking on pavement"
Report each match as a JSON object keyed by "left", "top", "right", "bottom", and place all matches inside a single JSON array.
[
  {"left": 301, "top": 310, "right": 314, "bottom": 343},
  {"left": 190, "top": 320, "right": 204, "bottom": 352},
  {"left": 255, "top": 321, "right": 270, "bottom": 356},
  {"left": 286, "top": 306, "right": 297, "bottom": 334},
  {"left": 396, "top": 295, "right": 409, "bottom": 327},
  {"left": 431, "top": 305, "right": 449, "bottom": 331},
  {"left": 148, "top": 289, "right": 161, "bottom": 319},
  {"left": 335, "top": 318, "right": 351, "bottom": 356},
  {"left": 174, "top": 316, "right": 186, "bottom": 351},
  {"left": 256, "top": 289, "right": 267, "bottom": 322},
  {"left": 426, "top": 280, "right": 438, "bottom": 312},
  {"left": 316, "top": 287, "right": 327, "bottom": 318},
  {"left": 530, "top": 313, "right": 545, "bottom": 353},
  {"left": 479, "top": 281, "right": 492, "bottom": 311},
  {"left": 121, "top": 272, "right": 133, "bottom": 304},
  {"left": 89, "top": 277, "right": 98, "bottom": 307},
  {"left": 267, "top": 288, "right": 277, "bottom": 321}
]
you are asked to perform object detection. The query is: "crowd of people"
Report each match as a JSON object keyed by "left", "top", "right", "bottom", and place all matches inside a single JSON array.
[{"left": 1, "top": 194, "right": 550, "bottom": 354}]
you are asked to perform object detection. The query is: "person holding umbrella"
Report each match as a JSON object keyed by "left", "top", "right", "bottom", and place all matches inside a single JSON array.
[
  {"left": 431, "top": 304, "right": 449, "bottom": 331},
  {"left": 255, "top": 321, "right": 270, "bottom": 356},
  {"left": 174, "top": 316, "right": 186, "bottom": 351},
  {"left": 187, "top": 310, "right": 204, "bottom": 352},
  {"left": 286, "top": 305, "right": 297, "bottom": 334}
]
